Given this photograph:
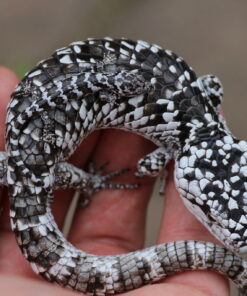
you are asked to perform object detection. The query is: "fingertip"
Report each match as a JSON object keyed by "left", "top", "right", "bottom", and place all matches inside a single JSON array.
[
  {"left": 0, "top": 66, "right": 19, "bottom": 111},
  {"left": 0, "top": 66, "right": 19, "bottom": 149},
  {"left": 0, "top": 274, "right": 77, "bottom": 296},
  {"left": 0, "top": 66, "right": 19, "bottom": 99},
  {"left": 162, "top": 270, "right": 229, "bottom": 296}
]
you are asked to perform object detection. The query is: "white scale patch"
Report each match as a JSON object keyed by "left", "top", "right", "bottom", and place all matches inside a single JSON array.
[
  {"left": 73, "top": 45, "right": 81, "bottom": 53},
  {"left": 28, "top": 70, "right": 42, "bottom": 78},
  {"left": 33, "top": 79, "right": 43, "bottom": 86},
  {"left": 136, "top": 40, "right": 150, "bottom": 51},
  {"left": 150, "top": 45, "right": 161, "bottom": 53},
  {"left": 128, "top": 95, "right": 144, "bottom": 107},
  {"left": 120, "top": 47, "right": 130, "bottom": 57},
  {"left": 162, "top": 112, "right": 174, "bottom": 122},
  {"left": 56, "top": 47, "right": 72, "bottom": 55},
  {"left": 121, "top": 40, "right": 134, "bottom": 49},
  {"left": 102, "top": 104, "right": 110, "bottom": 115},
  {"left": 169, "top": 65, "right": 177, "bottom": 74},
  {"left": 184, "top": 71, "right": 191, "bottom": 81},
  {"left": 59, "top": 55, "right": 73, "bottom": 64}
]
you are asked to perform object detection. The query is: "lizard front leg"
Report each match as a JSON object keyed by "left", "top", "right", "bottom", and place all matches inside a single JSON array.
[
  {"left": 136, "top": 148, "right": 171, "bottom": 177},
  {"left": 136, "top": 147, "right": 172, "bottom": 194}
]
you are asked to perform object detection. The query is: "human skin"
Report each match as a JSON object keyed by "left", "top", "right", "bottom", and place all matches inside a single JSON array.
[{"left": 0, "top": 66, "right": 229, "bottom": 295}]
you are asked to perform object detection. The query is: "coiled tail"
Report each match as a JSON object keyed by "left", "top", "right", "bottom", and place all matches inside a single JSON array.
[{"left": 8, "top": 193, "right": 247, "bottom": 296}]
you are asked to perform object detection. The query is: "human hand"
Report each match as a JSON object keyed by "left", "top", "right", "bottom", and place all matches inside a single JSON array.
[{"left": 0, "top": 66, "right": 229, "bottom": 295}]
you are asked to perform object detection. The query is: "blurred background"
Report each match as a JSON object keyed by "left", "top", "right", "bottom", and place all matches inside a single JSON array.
[{"left": 1, "top": 1, "right": 247, "bottom": 294}]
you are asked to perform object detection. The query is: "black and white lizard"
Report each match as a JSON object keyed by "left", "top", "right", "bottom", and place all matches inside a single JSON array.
[{"left": 1, "top": 37, "right": 247, "bottom": 295}]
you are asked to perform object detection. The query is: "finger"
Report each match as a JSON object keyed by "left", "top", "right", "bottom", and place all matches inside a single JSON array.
[
  {"left": 0, "top": 66, "right": 19, "bottom": 149},
  {"left": 0, "top": 67, "right": 35, "bottom": 277},
  {"left": 156, "top": 162, "right": 229, "bottom": 296},
  {"left": 0, "top": 67, "right": 19, "bottom": 225},
  {"left": 0, "top": 273, "right": 218, "bottom": 296},
  {"left": 0, "top": 274, "right": 78, "bottom": 296},
  {"left": 124, "top": 282, "right": 213, "bottom": 296},
  {"left": 69, "top": 129, "right": 156, "bottom": 254},
  {"left": 0, "top": 67, "right": 36, "bottom": 276}
]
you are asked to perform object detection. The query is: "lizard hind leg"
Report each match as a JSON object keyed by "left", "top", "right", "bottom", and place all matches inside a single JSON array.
[{"left": 54, "top": 161, "right": 139, "bottom": 206}]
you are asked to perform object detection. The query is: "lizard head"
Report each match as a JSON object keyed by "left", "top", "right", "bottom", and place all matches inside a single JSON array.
[{"left": 175, "top": 134, "right": 247, "bottom": 253}]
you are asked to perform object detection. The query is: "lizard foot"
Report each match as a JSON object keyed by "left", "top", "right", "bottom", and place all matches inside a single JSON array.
[{"left": 78, "top": 162, "right": 139, "bottom": 207}]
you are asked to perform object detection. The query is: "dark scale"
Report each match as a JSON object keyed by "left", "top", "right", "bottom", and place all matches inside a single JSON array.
[{"left": 0, "top": 37, "right": 247, "bottom": 295}]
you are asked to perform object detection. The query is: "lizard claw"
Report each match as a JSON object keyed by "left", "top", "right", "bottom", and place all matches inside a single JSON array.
[
  {"left": 88, "top": 162, "right": 109, "bottom": 174},
  {"left": 78, "top": 163, "right": 139, "bottom": 207}
]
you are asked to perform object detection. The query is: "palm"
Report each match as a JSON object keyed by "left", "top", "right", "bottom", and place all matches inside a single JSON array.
[{"left": 0, "top": 67, "right": 228, "bottom": 296}]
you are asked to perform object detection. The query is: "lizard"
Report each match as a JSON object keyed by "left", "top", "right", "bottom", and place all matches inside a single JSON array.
[{"left": 1, "top": 37, "right": 247, "bottom": 295}]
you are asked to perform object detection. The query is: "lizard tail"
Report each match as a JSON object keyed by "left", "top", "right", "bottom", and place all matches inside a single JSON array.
[{"left": 8, "top": 194, "right": 247, "bottom": 295}]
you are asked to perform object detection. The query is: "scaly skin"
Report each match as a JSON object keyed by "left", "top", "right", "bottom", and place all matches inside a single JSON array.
[{"left": 0, "top": 38, "right": 247, "bottom": 295}]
